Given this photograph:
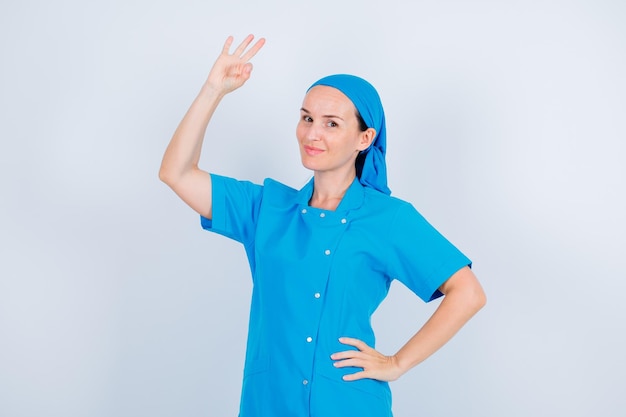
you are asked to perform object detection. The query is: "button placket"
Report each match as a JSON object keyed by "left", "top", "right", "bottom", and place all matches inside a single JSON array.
[{"left": 300, "top": 209, "right": 347, "bottom": 393}]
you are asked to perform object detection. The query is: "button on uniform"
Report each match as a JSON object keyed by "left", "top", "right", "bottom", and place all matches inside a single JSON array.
[{"left": 296, "top": 195, "right": 348, "bottom": 400}]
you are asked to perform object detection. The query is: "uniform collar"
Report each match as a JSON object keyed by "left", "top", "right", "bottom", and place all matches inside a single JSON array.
[{"left": 296, "top": 177, "right": 365, "bottom": 212}]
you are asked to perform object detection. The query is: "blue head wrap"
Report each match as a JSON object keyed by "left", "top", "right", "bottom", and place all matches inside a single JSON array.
[{"left": 308, "top": 74, "right": 391, "bottom": 195}]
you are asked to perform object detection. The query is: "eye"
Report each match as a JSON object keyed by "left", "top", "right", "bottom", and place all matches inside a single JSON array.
[
  {"left": 302, "top": 115, "right": 313, "bottom": 123},
  {"left": 327, "top": 120, "right": 338, "bottom": 127}
]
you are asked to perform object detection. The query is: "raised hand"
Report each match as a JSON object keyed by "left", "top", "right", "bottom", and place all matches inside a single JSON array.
[
  {"left": 331, "top": 337, "right": 404, "bottom": 382},
  {"left": 204, "top": 34, "right": 265, "bottom": 95},
  {"left": 160, "top": 34, "right": 265, "bottom": 219}
]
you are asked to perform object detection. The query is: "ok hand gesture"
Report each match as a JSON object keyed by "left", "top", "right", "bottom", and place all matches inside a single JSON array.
[{"left": 204, "top": 34, "right": 265, "bottom": 96}]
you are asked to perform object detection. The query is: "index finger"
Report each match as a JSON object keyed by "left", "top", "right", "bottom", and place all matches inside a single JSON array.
[
  {"left": 338, "top": 337, "right": 369, "bottom": 350},
  {"left": 221, "top": 35, "right": 235, "bottom": 54}
]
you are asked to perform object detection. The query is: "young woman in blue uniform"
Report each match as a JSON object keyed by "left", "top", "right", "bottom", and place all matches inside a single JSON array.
[{"left": 160, "top": 35, "right": 486, "bottom": 416}]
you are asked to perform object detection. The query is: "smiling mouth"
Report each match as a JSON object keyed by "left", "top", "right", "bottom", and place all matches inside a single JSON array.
[{"left": 304, "top": 145, "right": 324, "bottom": 156}]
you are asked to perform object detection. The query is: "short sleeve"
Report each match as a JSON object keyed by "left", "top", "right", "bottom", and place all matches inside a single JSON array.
[
  {"left": 200, "top": 174, "right": 263, "bottom": 248},
  {"left": 387, "top": 202, "right": 471, "bottom": 302}
]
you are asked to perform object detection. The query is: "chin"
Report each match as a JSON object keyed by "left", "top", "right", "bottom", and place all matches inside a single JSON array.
[
  {"left": 300, "top": 154, "right": 320, "bottom": 171},
  {"left": 300, "top": 159, "right": 319, "bottom": 172}
]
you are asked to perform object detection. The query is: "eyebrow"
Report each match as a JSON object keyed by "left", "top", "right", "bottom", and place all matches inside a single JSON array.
[{"left": 300, "top": 107, "right": 344, "bottom": 121}]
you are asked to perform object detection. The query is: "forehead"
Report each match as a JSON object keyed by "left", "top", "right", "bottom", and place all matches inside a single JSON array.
[{"left": 301, "top": 85, "right": 355, "bottom": 115}]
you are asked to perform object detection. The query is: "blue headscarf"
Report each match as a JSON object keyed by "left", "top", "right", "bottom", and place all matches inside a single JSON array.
[{"left": 308, "top": 74, "right": 391, "bottom": 195}]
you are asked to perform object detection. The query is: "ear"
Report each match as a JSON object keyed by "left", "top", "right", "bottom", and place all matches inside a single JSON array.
[{"left": 357, "top": 128, "right": 377, "bottom": 151}]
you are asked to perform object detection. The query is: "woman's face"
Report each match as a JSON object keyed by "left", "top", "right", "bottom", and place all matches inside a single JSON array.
[{"left": 296, "top": 86, "right": 375, "bottom": 176}]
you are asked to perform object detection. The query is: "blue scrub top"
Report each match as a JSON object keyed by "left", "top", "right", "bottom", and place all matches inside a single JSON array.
[{"left": 201, "top": 174, "right": 471, "bottom": 417}]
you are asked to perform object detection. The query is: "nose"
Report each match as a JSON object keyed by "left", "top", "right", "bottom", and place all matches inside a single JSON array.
[{"left": 305, "top": 123, "right": 321, "bottom": 141}]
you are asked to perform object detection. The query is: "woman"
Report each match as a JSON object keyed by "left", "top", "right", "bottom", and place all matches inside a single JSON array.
[{"left": 160, "top": 35, "right": 486, "bottom": 417}]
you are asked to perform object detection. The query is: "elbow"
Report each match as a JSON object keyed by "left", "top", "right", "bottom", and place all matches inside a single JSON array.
[
  {"left": 158, "top": 166, "right": 171, "bottom": 185},
  {"left": 463, "top": 269, "right": 486, "bottom": 313},
  {"left": 470, "top": 284, "right": 487, "bottom": 314},
  {"left": 452, "top": 277, "right": 487, "bottom": 315},
  {"left": 158, "top": 164, "right": 179, "bottom": 187},
  {"left": 441, "top": 267, "right": 486, "bottom": 314},
  {"left": 475, "top": 288, "right": 487, "bottom": 312}
]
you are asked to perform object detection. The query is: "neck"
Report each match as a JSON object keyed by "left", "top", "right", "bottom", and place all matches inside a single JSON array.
[{"left": 309, "top": 170, "right": 356, "bottom": 211}]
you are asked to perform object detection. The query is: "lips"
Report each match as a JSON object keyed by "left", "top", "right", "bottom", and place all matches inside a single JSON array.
[{"left": 303, "top": 145, "right": 325, "bottom": 156}]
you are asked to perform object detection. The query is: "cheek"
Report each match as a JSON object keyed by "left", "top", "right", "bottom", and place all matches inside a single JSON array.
[{"left": 295, "top": 123, "right": 305, "bottom": 141}]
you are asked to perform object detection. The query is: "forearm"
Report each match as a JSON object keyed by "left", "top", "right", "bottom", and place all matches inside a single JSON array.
[
  {"left": 159, "top": 85, "right": 224, "bottom": 184},
  {"left": 160, "top": 35, "right": 264, "bottom": 185},
  {"left": 158, "top": 36, "right": 264, "bottom": 218},
  {"left": 394, "top": 270, "right": 486, "bottom": 375}
]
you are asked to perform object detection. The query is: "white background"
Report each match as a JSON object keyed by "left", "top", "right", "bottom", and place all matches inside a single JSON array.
[{"left": 1, "top": 1, "right": 624, "bottom": 416}]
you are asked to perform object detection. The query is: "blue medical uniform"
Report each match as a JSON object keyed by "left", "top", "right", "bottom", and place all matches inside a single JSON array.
[{"left": 201, "top": 174, "right": 471, "bottom": 417}]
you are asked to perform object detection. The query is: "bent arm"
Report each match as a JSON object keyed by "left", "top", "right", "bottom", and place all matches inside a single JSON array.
[
  {"left": 159, "top": 87, "right": 223, "bottom": 219},
  {"left": 159, "top": 35, "right": 265, "bottom": 219},
  {"left": 393, "top": 266, "right": 486, "bottom": 374},
  {"left": 333, "top": 266, "right": 486, "bottom": 382}
]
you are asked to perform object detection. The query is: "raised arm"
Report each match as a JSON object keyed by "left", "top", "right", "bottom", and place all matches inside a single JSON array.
[{"left": 159, "top": 35, "right": 265, "bottom": 219}]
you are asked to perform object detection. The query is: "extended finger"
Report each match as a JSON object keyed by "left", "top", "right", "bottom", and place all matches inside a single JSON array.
[
  {"left": 330, "top": 349, "right": 366, "bottom": 360},
  {"left": 342, "top": 370, "right": 367, "bottom": 382},
  {"left": 221, "top": 35, "right": 234, "bottom": 54},
  {"left": 241, "top": 37, "right": 266, "bottom": 61},
  {"left": 333, "top": 358, "right": 366, "bottom": 369},
  {"left": 233, "top": 34, "right": 255, "bottom": 57},
  {"left": 338, "top": 337, "right": 371, "bottom": 352}
]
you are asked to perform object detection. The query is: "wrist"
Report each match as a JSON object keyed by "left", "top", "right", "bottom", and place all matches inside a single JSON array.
[
  {"left": 389, "top": 354, "right": 407, "bottom": 381},
  {"left": 199, "top": 83, "right": 227, "bottom": 101},
  {"left": 392, "top": 352, "right": 415, "bottom": 377}
]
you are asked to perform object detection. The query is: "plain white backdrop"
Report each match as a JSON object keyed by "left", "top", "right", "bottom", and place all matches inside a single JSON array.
[{"left": 1, "top": 1, "right": 624, "bottom": 416}]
